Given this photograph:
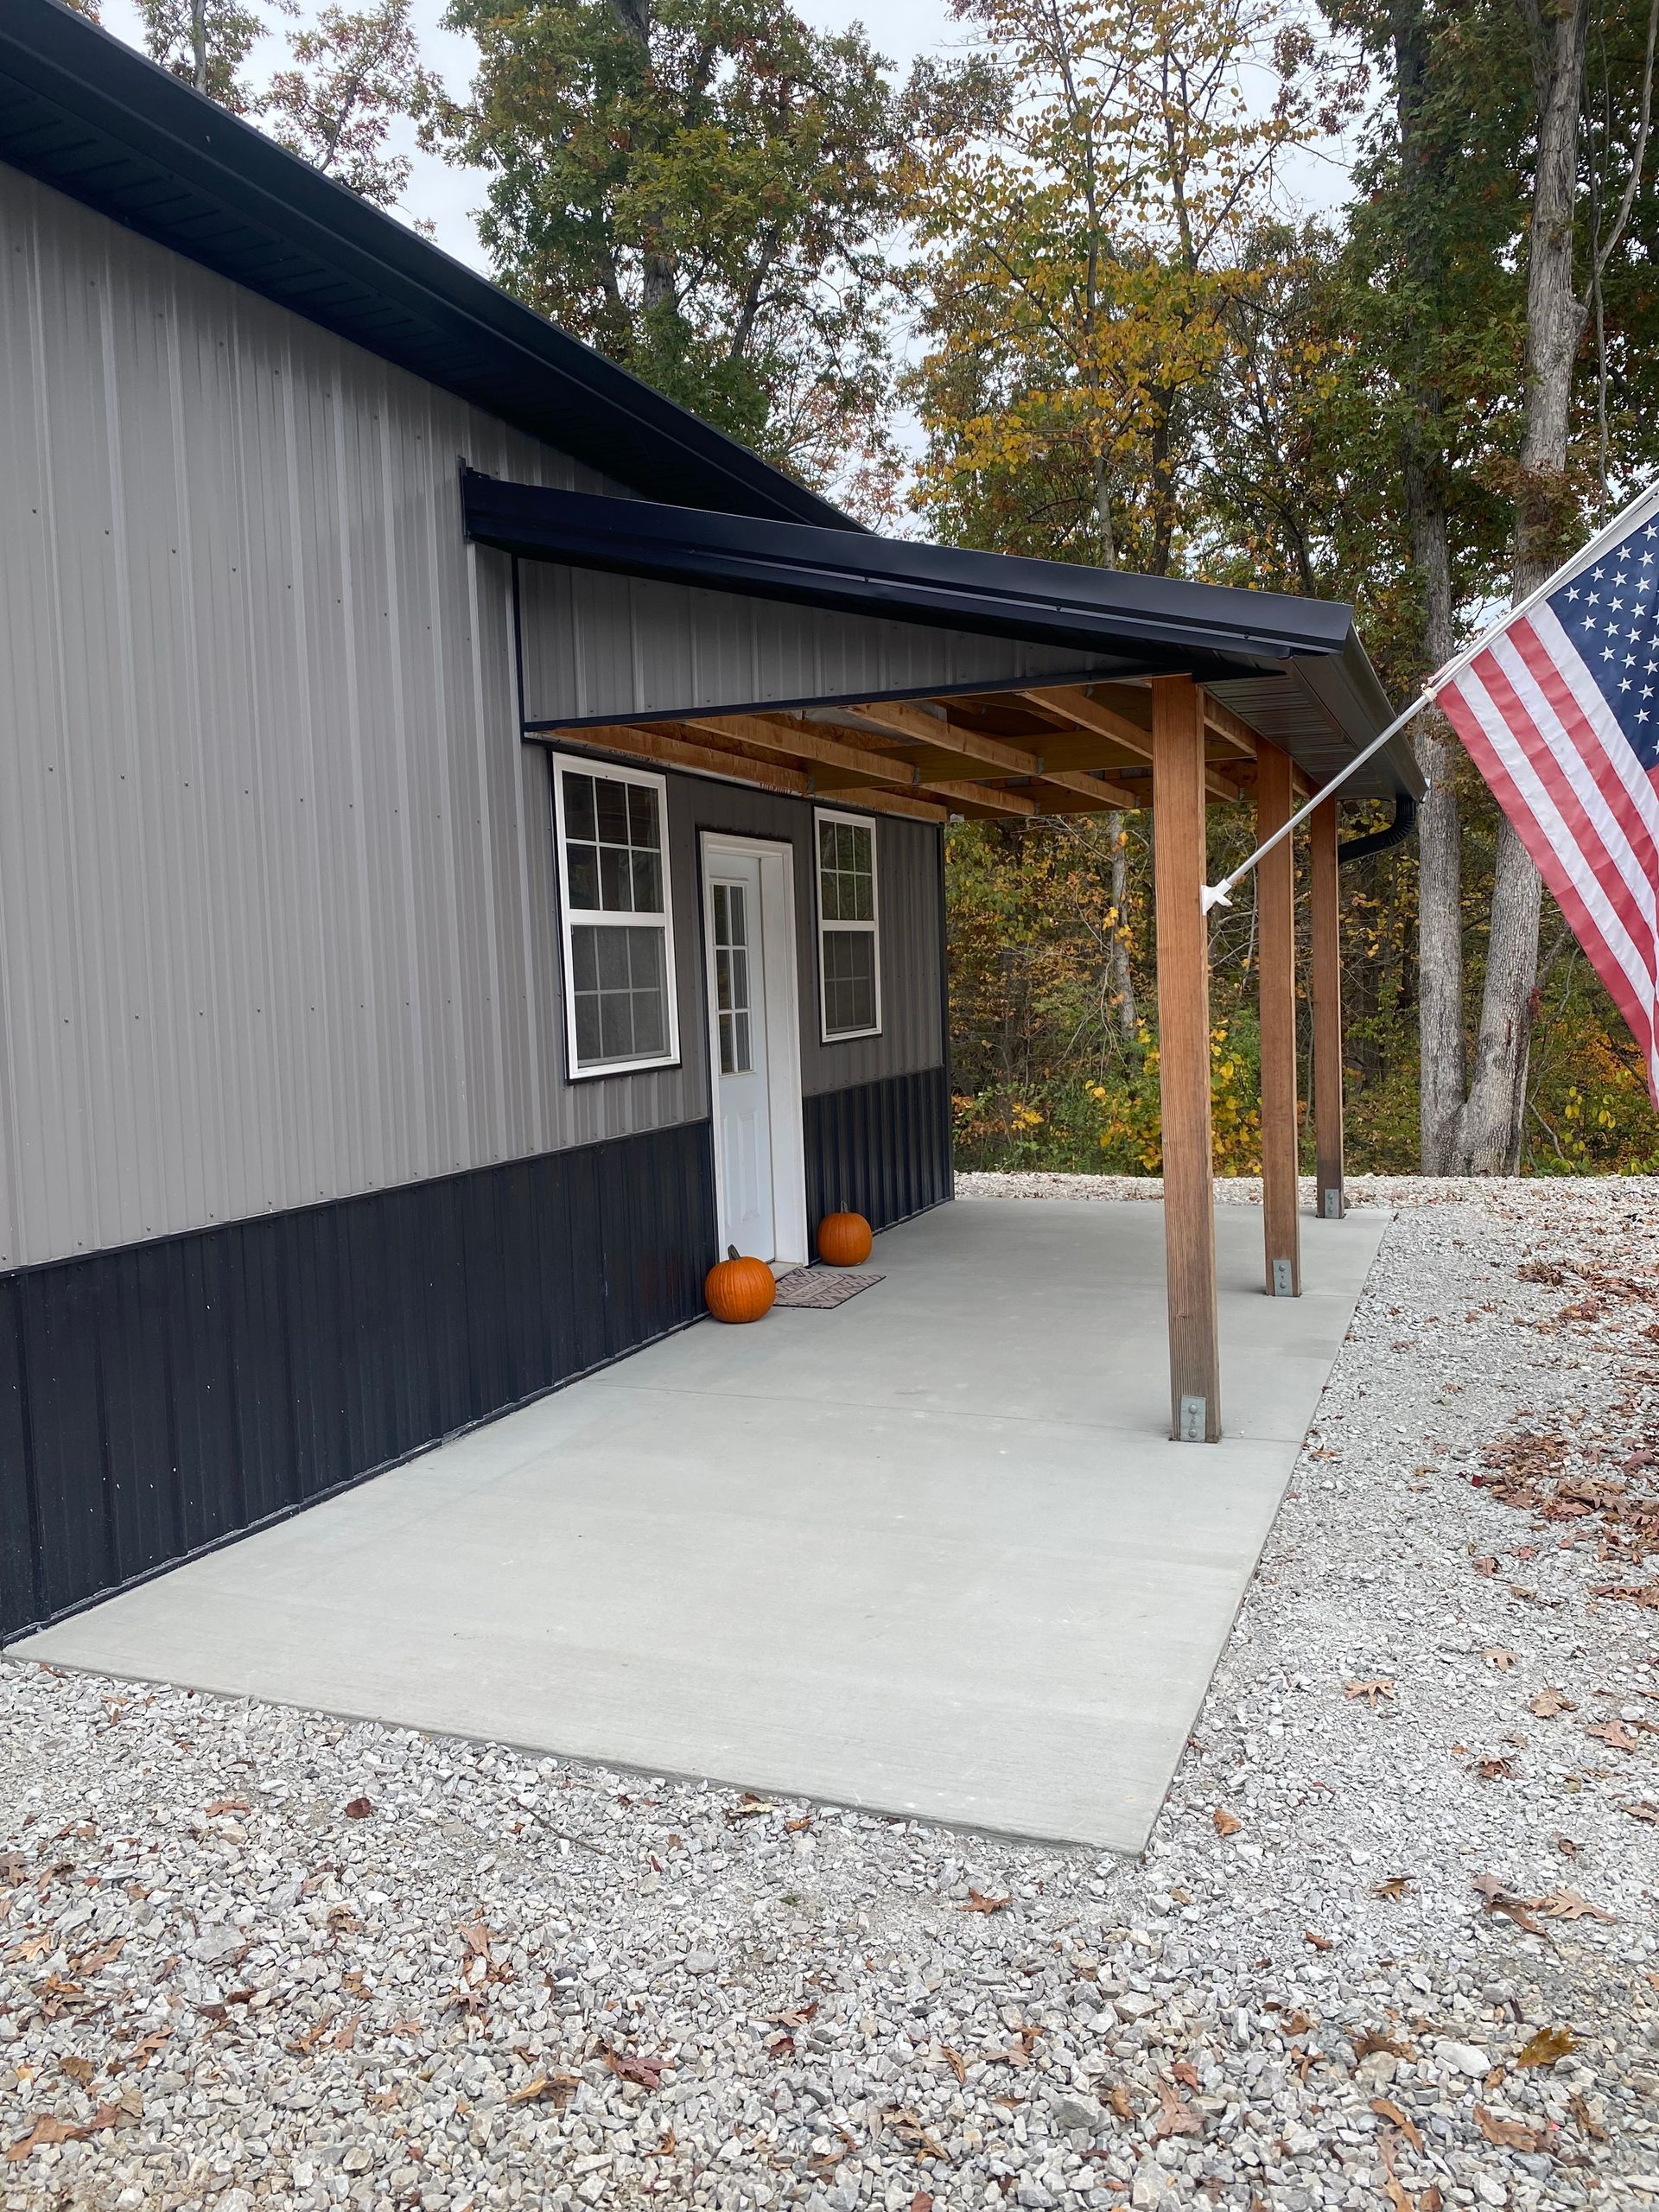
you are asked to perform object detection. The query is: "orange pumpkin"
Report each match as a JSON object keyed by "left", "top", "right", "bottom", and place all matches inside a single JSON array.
[
  {"left": 817, "top": 1210, "right": 873, "bottom": 1268},
  {"left": 705, "top": 1246, "right": 776, "bottom": 1324}
]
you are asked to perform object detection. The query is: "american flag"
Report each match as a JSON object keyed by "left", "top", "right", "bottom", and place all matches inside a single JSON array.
[{"left": 1437, "top": 493, "right": 1659, "bottom": 1107}]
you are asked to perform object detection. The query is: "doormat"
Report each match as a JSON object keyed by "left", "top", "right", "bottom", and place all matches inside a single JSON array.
[{"left": 772, "top": 1268, "right": 884, "bottom": 1310}]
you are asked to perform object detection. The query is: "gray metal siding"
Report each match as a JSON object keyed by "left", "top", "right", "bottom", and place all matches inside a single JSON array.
[
  {"left": 515, "top": 555, "right": 1096, "bottom": 726},
  {"left": 0, "top": 167, "right": 944, "bottom": 1271}
]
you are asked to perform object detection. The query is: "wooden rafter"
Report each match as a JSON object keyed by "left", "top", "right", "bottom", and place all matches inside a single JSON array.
[
  {"left": 1020, "top": 686, "right": 1246, "bottom": 804},
  {"left": 1199, "top": 693, "right": 1260, "bottom": 760},
  {"left": 535, "top": 720, "right": 944, "bottom": 822},
  {"left": 842, "top": 699, "right": 1139, "bottom": 810},
  {"left": 681, "top": 712, "right": 916, "bottom": 790}
]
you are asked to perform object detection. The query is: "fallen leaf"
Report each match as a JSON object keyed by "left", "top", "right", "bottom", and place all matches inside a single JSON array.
[
  {"left": 1592, "top": 1581, "right": 1659, "bottom": 1609},
  {"left": 1529, "top": 1688, "right": 1575, "bottom": 1718},
  {"left": 507, "top": 2072, "right": 579, "bottom": 2107},
  {"left": 1172, "top": 2060, "right": 1199, "bottom": 2089},
  {"left": 761, "top": 2002, "right": 819, "bottom": 2030},
  {"left": 1471, "top": 1554, "right": 1500, "bottom": 1575},
  {"left": 1515, "top": 2025, "right": 1577, "bottom": 2068},
  {"left": 784, "top": 1815, "right": 813, "bottom": 1834},
  {"left": 1568, "top": 2088, "right": 1606, "bottom": 2141},
  {"left": 59, "top": 2056, "right": 95, "bottom": 2084},
  {"left": 1303, "top": 1929, "right": 1334, "bottom": 1952},
  {"left": 5, "top": 2104, "right": 119, "bottom": 2160},
  {"left": 960, "top": 1889, "right": 1009, "bottom": 1915},
  {"left": 1471, "top": 1873, "right": 1545, "bottom": 1935},
  {"left": 1372, "top": 1875, "right": 1414, "bottom": 1900},
  {"left": 1475, "top": 2107, "right": 1547, "bottom": 2152},
  {"left": 203, "top": 1798, "right": 251, "bottom": 1818},
  {"left": 459, "top": 1920, "right": 492, "bottom": 1957},
  {"left": 1556, "top": 1834, "right": 1580, "bottom": 1857},
  {"left": 1150, "top": 2078, "right": 1202, "bottom": 2141},
  {"left": 1370, "top": 2097, "right": 1423, "bottom": 2152},
  {"left": 728, "top": 1794, "right": 776, "bottom": 1821},
  {"left": 1535, "top": 1890, "right": 1617, "bottom": 1923},
  {"left": 1104, "top": 2082, "right": 1134, "bottom": 2120},
  {"left": 603, "top": 2045, "right": 669, "bottom": 2091},
  {"left": 880, "top": 2107, "right": 947, "bottom": 2161},
  {"left": 1587, "top": 1719, "right": 1640, "bottom": 1753},
  {"left": 911, "top": 2195, "right": 934, "bottom": 2212},
  {"left": 1211, "top": 1808, "right": 1242, "bottom": 1837},
  {"left": 1344, "top": 1678, "right": 1395, "bottom": 1707},
  {"left": 1624, "top": 1801, "right": 1659, "bottom": 1824},
  {"left": 1355, "top": 2031, "right": 1411, "bottom": 2060},
  {"left": 1475, "top": 1757, "right": 1516, "bottom": 1782},
  {"left": 333, "top": 2014, "right": 359, "bottom": 2052},
  {"left": 1483, "top": 1647, "right": 1516, "bottom": 1671},
  {"left": 343, "top": 1796, "right": 372, "bottom": 1820},
  {"left": 767, "top": 2033, "right": 795, "bottom": 2059},
  {"left": 940, "top": 2046, "right": 966, "bottom": 2085}
]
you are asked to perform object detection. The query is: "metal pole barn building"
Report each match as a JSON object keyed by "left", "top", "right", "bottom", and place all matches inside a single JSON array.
[{"left": 0, "top": 0, "right": 1421, "bottom": 1641}]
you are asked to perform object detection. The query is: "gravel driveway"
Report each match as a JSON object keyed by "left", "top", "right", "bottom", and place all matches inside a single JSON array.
[{"left": 3, "top": 1177, "right": 1657, "bottom": 2212}]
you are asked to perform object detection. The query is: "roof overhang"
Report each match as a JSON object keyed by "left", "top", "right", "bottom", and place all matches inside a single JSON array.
[{"left": 466, "top": 474, "right": 1423, "bottom": 803}]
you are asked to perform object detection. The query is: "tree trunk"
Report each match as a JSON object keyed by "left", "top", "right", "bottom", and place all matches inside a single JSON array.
[
  {"left": 191, "top": 0, "right": 208, "bottom": 92},
  {"left": 1404, "top": 444, "right": 1465, "bottom": 1170},
  {"left": 1109, "top": 813, "right": 1136, "bottom": 1038},
  {"left": 1392, "top": 0, "right": 1466, "bottom": 1173},
  {"left": 1452, "top": 0, "right": 1590, "bottom": 1174}
]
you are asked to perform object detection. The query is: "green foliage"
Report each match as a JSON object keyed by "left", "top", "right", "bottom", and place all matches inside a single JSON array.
[{"left": 429, "top": 0, "right": 906, "bottom": 503}]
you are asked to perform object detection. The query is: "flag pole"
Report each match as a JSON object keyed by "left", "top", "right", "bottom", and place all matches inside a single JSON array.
[{"left": 1200, "top": 478, "right": 1659, "bottom": 914}]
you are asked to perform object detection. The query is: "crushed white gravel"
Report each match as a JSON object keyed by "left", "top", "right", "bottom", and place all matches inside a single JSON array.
[{"left": 3, "top": 1175, "right": 1658, "bottom": 2212}]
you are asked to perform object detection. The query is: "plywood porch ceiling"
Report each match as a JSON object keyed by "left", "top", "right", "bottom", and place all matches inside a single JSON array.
[{"left": 530, "top": 683, "right": 1305, "bottom": 823}]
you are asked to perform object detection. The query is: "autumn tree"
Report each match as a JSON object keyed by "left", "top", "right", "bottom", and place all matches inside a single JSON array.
[
  {"left": 137, "top": 0, "right": 272, "bottom": 109},
  {"left": 905, "top": 0, "right": 1355, "bottom": 575},
  {"left": 428, "top": 0, "right": 906, "bottom": 501},
  {"left": 263, "top": 0, "right": 439, "bottom": 207}
]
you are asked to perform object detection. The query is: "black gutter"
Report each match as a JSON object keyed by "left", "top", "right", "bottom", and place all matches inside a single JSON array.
[
  {"left": 462, "top": 474, "right": 1357, "bottom": 670},
  {"left": 0, "top": 0, "right": 855, "bottom": 530}
]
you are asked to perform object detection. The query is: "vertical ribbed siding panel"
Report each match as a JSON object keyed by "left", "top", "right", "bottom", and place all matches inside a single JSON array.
[
  {"left": 803, "top": 1067, "right": 952, "bottom": 1238},
  {"left": 515, "top": 557, "right": 1100, "bottom": 726}
]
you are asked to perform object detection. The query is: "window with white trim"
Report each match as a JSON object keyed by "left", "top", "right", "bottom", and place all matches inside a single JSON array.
[
  {"left": 551, "top": 757, "right": 679, "bottom": 1077},
  {"left": 814, "top": 808, "right": 881, "bottom": 1040}
]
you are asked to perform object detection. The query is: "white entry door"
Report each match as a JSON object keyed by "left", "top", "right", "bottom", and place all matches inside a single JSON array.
[{"left": 709, "top": 854, "right": 775, "bottom": 1259}]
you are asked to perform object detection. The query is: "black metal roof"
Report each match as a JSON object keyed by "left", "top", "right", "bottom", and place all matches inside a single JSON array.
[
  {"left": 465, "top": 474, "right": 1423, "bottom": 798},
  {"left": 0, "top": 0, "right": 855, "bottom": 529}
]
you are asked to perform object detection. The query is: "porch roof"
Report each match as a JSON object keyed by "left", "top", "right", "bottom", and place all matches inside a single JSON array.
[{"left": 466, "top": 474, "right": 1424, "bottom": 813}]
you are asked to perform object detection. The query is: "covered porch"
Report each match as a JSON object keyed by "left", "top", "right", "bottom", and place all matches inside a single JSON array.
[
  {"left": 14, "top": 1195, "right": 1385, "bottom": 1851},
  {"left": 471, "top": 475, "right": 1422, "bottom": 1444}
]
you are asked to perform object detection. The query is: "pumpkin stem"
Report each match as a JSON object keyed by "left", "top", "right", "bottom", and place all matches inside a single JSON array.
[{"left": 727, "top": 1244, "right": 740, "bottom": 1261}]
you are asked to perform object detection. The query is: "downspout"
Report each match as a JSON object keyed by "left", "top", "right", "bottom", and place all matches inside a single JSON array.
[{"left": 1338, "top": 791, "right": 1418, "bottom": 866}]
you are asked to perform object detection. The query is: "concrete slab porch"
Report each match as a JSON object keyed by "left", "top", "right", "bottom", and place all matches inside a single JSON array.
[{"left": 8, "top": 1198, "right": 1387, "bottom": 1853}]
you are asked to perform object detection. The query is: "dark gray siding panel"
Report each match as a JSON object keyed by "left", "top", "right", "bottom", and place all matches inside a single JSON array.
[
  {"left": 0, "top": 1121, "right": 717, "bottom": 1640},
  {"left": 804, "top": 1067, "right": 954, "bottom": 1238},
  {"left": 516, "top": 556, "right": 1103, "bottom": 725}
]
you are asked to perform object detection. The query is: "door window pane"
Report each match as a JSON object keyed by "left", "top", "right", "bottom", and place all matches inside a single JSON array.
[{"left": 711, "top": 877, "right": 753, "bottom": 1072}]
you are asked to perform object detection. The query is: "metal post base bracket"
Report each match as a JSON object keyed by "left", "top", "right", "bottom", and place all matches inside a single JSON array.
[
  {"left": 1271, "top": 1257, "right": 1296, "bottom": 1298},
  {"left": 1322, "top": 1188, "right": 1345, "bottom": 1221},
  {"left": 1178, "top": 1395, "right": 1210, "bottom": 1443}
]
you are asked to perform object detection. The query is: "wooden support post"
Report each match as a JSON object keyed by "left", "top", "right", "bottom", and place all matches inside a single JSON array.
[
  {"left": 1309, "top": 793, "right": 1345, "bottom": 1221},
  {"left": 1255, "top": 742, "right": 1301, "bottom": 1297},
  {"left": 1152, "top": 676, "right": 1221, "bottom": 1442}
]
